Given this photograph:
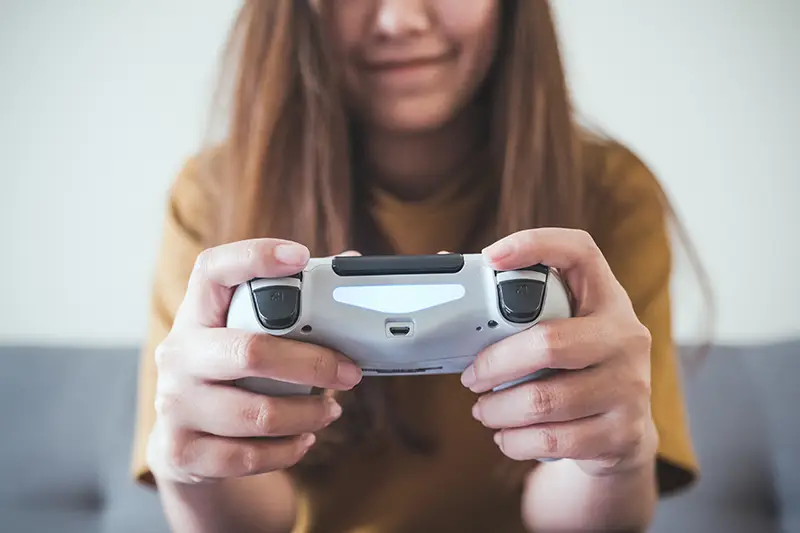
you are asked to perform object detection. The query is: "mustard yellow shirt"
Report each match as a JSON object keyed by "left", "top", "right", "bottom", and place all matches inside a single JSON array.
[{"left": 132, "top": 137, "right": 698, "bottom": 532}]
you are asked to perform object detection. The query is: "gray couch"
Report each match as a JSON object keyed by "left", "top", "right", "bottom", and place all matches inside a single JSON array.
[{"left": 1, "top": 341, "right": 798, "bottom": 532}]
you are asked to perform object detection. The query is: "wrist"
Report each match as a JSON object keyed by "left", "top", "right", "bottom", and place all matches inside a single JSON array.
[
  {"left": 155, "top": 476, "right": 235, "bottom": 526},
  {"left": 524, "top": 449, "right": 658, "bottom": 531},
  {"left": 155, "top": 472, "right": 298, "bottom": 533}
]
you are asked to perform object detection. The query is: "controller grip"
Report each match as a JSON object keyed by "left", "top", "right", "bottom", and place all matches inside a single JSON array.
[{"left": 234, "top": 377, "right": 315, "bottom": 396}]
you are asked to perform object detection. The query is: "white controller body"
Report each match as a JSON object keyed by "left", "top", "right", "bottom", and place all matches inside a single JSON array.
[{"left": 226, "top": 253, "right": 573, "bottom": 396}]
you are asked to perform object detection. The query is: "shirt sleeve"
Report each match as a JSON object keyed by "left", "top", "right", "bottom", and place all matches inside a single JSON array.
[
  {"left": 591, "top": 142, "right": 699, "bottom": 495},
  {"left": 131, "top": 156, "right": 211, "bottom": 486}
]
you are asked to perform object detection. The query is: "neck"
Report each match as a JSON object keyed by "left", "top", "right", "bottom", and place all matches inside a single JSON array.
[{"left": 360, "top": 106, "right": 487, "bottom": 201}]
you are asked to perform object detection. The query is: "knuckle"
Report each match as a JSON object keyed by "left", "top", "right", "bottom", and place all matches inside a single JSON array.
[
  {"left": 473, "top": 351, "right": 495, "bottom": 381},
  {"left": 535, "top": 324, "right": 563, "bottom": 363},
  {"left": 193, "top": 248, "right": 213, "bottom": 279},
  {"left": 634, "top": 323, "right": 653, "bottom": 351},
  {"left": 154, "top": 337, "right": 178, "bottom": 370},
  {"left": 527, "top": 385, "right": 554, "bottom": 418},
  {"left": 517, "top": 229, "right": 537, "bottom": 248},
  {"left": 233, "top": 334, "right": 265, "bottom": 372},
  {"left": 620, "top": 319, "right": 652, "bottom": 353},
  {"left": 206, "top": 441, "right": 243, "bottom": 477},
  {"left": 248, "top": 240, "right": 276, "bottom": 271},
  {"left": 575, "top": 229, "right": 603, "bottom": 264},
  {"left": 312, "top": 352, "right": 325, "bottom": 380},
  {"left": 611, "top": 407, "right": 649, "bottom": 456},
  {"left": 310, "top": 349, "right": 336, "bottom": 383},
  {"left": 153, "top": 343, "right": 168, "bottom": 368},
  {"left": 540, "top": 426, "right": 561, "bottom": 455},
  {"left": 615, "top": 421, "right": 643, "bottom": 457},
  {"left": 154, "top": 390, "right": 181, "bottom": 420},
  {"left": 168, "top": 434, "right": 195, "bottom": 471},
  {"left": 630, "top": 419, "right": 647, "bottom": 450},
  {"left": 631, "top": 374, "right": 652, "bottom": 401},
  {"left": 576, "top": 229, "right": 598, "bottom": 253},
  {"left": 237, "top": 443, "right": 260, "bottom": 475},
  {"left": 247, "top": 399, "right": 276, "bottom": 436},
  {"left": 243, "top": 240, "right": 257, "bottom": 263}
]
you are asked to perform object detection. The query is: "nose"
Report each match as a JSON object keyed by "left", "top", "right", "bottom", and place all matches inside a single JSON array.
[{"left": 373, "top": 0, "right": 431, "bottom": 38}]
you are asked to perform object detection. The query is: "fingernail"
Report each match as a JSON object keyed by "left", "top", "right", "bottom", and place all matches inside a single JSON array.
[
  {"left": 482, "top": 240, "right": 513, "bottom": 262},
  {"left": 337, "top": 363, "right": 362, "bottom": 388},
  {"left": 326, "top": 397, "right": 343, "bottom": 421},
  {"left": 301, "top": 433, "right": 316, "bottom": 447},
  {"left": 461, "top": 365, "right": 477, "bottom": 388},
  {"left": 274, "top": 243, "right": 310, "bottom": 265},
  {"left": 471, "top": 402, "right": 481, "bottom": 421}
]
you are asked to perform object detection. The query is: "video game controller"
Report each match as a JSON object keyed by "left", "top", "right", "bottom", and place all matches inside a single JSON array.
[{"left": 226, "top": 253, "right": 573, "bottom": 396}]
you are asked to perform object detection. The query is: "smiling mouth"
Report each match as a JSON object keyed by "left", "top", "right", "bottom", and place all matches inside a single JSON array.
[{"left": 362, "top": 52, "right": 455, "bottom": 73}]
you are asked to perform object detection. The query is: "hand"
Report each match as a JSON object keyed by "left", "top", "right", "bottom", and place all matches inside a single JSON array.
[
  {"left": 462, "top": 228, "right": 659, "bottom": 477},
  {"left": 147, "top": 239, "right": 363, "bottom": 484}
]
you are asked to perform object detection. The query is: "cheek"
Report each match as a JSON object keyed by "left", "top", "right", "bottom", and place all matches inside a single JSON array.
[
  {"left": 442, "top": 0, "right": 500, "bottom": 100},
  {"left": 437, "top": 0, "right": 500, "bottom": 66},
  {"left": 436, "top": 0, "right": 499, "bottom": 36}
]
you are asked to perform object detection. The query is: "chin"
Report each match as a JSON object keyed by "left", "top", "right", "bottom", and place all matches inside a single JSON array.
[{"left": 368, "top": 96, "right": 460, "bottom": 134}]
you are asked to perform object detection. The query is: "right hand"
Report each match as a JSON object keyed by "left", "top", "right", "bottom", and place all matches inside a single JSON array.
[{"left": 146, "top": 239, "right": 363, "bottom": 484}]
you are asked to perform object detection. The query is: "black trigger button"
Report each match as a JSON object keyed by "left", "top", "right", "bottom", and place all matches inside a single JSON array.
[
  {"left": 253, "top": 286, "right": 300, "bottom": 330},
  {"left": 498, "top": 279, "right": 545, "bottom": 323}
]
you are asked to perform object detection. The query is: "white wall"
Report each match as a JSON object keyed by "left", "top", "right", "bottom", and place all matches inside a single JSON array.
[{"left": 1, "top": 0, "right": 797, "bottom": 347}]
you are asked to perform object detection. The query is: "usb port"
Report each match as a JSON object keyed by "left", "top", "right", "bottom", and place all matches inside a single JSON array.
[{"left": 386, "top": 321, "right": 414, "bottom": 338}]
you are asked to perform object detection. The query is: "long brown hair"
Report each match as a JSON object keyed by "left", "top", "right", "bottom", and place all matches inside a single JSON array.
[
  {"left": 206, "top": 0, "right": 585, "bottom": 248},
  {"left": 201, "top": 0, "right": 713, "bottom": 473}
]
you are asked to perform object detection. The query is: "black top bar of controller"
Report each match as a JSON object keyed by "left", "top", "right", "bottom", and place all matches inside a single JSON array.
[
  {"left": 331, "top": 254, "right": 549, "bottom": 277},
  {"left": 332, "top": 254, "right": 464, "bottom": 276}
]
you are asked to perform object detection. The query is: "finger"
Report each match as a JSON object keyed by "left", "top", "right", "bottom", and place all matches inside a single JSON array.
[
  {"left": 166, "top": 431, "right": 316, "bottom": 480},
  {"left": 157, "top": 382, "right": 343, "bottom": 437},
  {"left": 337, "top": 250, "right": 362, "bottom": 257},
  {"left": 482, "top": 228, "right": 619, "bottom": 309},
  {"left": 471, "top": 365, "right": 615, "bottom": 428},
  {"left": 174, "top": 239, "right": 311, "bottom": 329},
  {"left": 155, "top": 328, "right": 362, "bottom": 389},
  {"left": 493, "top": 414, "right": 613, "bottom": 462},
  {"left": 462, "top": 316, "right": 608, "bottom": 393}
]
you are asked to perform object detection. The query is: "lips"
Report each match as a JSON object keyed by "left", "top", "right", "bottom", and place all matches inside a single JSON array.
[{"left": 361, "top": 51, "right": 456, "bottom": 73}]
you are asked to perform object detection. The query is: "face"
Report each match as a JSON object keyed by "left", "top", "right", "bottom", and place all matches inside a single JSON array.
[{"left": 322, "top": 0, "right": 501, "bottom": 133}]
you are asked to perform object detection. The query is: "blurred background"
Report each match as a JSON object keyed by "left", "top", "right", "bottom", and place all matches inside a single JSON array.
[{"left": 1, "top": 1, "right": 798, "bottom": 532}]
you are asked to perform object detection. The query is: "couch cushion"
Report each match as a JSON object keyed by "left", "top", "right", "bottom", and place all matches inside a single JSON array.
[
  {"left": 0, "top": 346, "right": 170, "bottom": 533},
  {"left": 741, "top": 344, "right": 800, "bottom": 533},
  {"left": 649, "top": 341, "right": 799, "bottom": 533}
]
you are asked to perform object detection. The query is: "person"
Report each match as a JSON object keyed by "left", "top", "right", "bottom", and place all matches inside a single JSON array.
[{"left": 132, "top": 1, "right": 702, "bottom": 531}]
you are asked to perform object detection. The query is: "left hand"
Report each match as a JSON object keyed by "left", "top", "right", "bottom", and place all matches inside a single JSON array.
[{"left": 462, "top": 228, "right": 659, "bottom": 477}]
